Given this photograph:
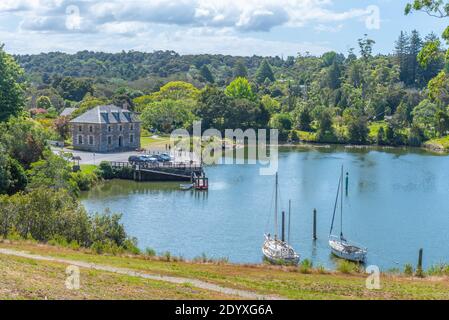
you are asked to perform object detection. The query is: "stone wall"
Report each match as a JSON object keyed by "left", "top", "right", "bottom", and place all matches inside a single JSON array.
[{"left": 72, "top": 122, "right": 141, "bottom": 153}]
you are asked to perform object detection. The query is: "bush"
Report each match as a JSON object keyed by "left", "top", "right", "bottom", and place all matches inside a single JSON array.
[
  {"left": 145, "top": 247, "right": 156, "bottom": 257},
  {"left": 71, "top": 171, "right": 98, "bottom": 191},
  {"left": 0, "top": 188, "right": 138, "bottom": 254},
  {"left": 299, "top": 259, "right": 313, "bottom": 274},
  {"left": 98, "top": 161, "right": 114, "bottom": 179},
  {"left": 404, "top": 264, "right": 414, "bottom": 276},
  {"left": 337, "top": 260, "right": 360, "bottom": 274},
  {"left": 163, "top": 251, "right": 172, "bottom": 262}
]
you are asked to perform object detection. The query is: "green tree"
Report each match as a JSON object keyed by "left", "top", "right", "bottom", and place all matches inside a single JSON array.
[
  {"left": 200, "top": 65, "right": 215, "bottom": 83},
  {"left": 261, "top": 95, "right": 281, "bottom": 115},
  {"left": 255, "top": 59, "right": 275, "bottom": 84},
  {"left": 347, "top": 116, "right": 369, "bottom": 144},
  {"left": 141, "top": 99, "right": 196, "bottom": 133},
  {"left": 151, "top": 81, "right": 200, "bottom": 101},
  {"left": 0, "top": 45, "right": 25, "bottom": 121},
  {"left": 27, "top": 151, "right": 78, "bottom": 195},
  {"left": 296, "top": 106, "right": 313, "bottom": 131},
  {"left": 412, "top": 99, "right": 440, "bottom": 134},
  {"left": 435, "top": 109, "right": 449, "bottom": 136},
  {"left": 233, "top": 60, "right": 248, "bottom": 78},
  {"left": 36, "top": 96, "right": 53, "bottom": 110},
  {"left": 358, "top": 34, "right": 376, "bottom": 60},
  {"left": 0, "top": 117, "right": 48, "bottom": 168},
  {"left": 405, "top": 1, "right": 449, "bottom": 70},
  {"left": 225, "top": 77, "right": 256, "bottom": 101},
  {"left": 269, "top": 113, "right": 292, "bottom": 141}
]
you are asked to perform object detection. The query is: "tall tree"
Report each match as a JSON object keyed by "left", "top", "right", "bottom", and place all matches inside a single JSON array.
[
  {"left": 225, "top": 77, "right": 256, "bottom": 101},
  {"left": 233, "top": 60, "right": 248, "bottom": 78},
  {"left": 0, "top": 45, "right": 25, "bottom": 121},
  {"left": 358, "top": 34, "right": 376, "bottom": 60},
  {"left": 255, "top": 59, "right": 275, "bottom": 84},
  {"left": 408, "top": 30, "right": 423, "bottom": 86},
  {"left": 395, "top": 31, "right": 410, "bottom": 84},
  {"left": 200, "top": 65, "right": 215, "bottom": 84}
]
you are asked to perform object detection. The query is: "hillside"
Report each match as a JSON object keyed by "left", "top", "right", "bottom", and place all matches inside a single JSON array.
[{"left": 2, "top": 240, "right": 449, "bottom": 300}]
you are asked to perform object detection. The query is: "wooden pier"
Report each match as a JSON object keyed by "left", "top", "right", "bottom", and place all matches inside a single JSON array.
[{"left": 110, "top": 161, "right": 205, "bottom": 182}]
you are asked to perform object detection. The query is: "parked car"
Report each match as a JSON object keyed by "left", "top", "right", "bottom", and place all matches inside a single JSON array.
[
  {"left": 138, "top": 155, "right": 158, "bottom": 164},
  {"left": 158, "top": 154, "right": 172, "bottom": 162},
  {"left": 128, "top": 156, "right": 141, "bottom": 164}
]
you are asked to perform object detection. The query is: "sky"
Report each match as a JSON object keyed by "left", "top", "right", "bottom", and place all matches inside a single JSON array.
[{"left": 0, "top": 0, "right": 447, "bottom": 57}]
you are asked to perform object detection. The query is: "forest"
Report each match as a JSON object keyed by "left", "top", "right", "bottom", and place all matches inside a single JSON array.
[{"left": 12, "top": 27, "right": 449, "bottom": 149}]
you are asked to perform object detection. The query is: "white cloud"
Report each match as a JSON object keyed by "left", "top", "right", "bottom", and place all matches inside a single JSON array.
[
  {"left": 0, "top": 0, "right": 374, "bottom": 55},
  {"left": 6, "top": 0, "right": 374, "bottom": 33}
]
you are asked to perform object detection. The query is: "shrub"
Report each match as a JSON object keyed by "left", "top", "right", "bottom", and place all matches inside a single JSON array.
[
  {"left": 71, "top": 171, "right": 98, "bottom": 191},
  {"left": 299, "top": 259, "right": 313, "bottom": 274},
  {"left": 98, "top": 161, "right": 114, "bottom": 179},
  {"left": 337, "top": 260, "right": 359, "bottom": 274},
  {"left": 163, "top": 251, "right": 172, "bottom": 262},
  {"left": 404, "top": 264, "right": 414, "bottom": 276},
  {"left": 145, "top": 247, "right": 156, "bottom": 257}
]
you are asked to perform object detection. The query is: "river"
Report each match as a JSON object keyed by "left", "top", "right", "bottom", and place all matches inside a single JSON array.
[{"left": 81, "top": 145, "right": 449, "bottom": 271}]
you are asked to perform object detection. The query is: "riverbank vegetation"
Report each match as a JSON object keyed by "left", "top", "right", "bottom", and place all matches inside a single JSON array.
[
  {"left": 2, "top": 240, "right": 449, "bottom": 300},
  {"left": 0, "top": 46, "right": 139, "bottom": 255}
]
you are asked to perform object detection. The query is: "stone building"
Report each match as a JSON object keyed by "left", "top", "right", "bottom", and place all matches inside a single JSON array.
[{"left": 70, "top": 105, "right": 141, "bottom": 152}]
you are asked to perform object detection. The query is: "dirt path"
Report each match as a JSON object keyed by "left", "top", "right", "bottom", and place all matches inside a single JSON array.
[{"left": 0, "top": 248, "right": 284, "bottom": 300}]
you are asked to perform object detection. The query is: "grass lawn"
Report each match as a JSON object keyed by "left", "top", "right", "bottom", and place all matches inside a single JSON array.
[
  {"left": 0, "top": 252, "right": 232, "bottom": 300},
  {"left": 3, "top": 241, "right": 449, "bottom": 300},
  {"left": 141, "top": 135, "right": 172, "bottom": 150},
  {"left": 80, "top": 164, "right": 98, "bottom": 174}
]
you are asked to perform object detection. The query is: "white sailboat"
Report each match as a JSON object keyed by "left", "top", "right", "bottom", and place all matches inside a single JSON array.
[
  {"left": 262, "top": 173, "right": 300, "bottom": 265},
  {"left": 329, "top": 166, "right": 367, "bottom": 263}
]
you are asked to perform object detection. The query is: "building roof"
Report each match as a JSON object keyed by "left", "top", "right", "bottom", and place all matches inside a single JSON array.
[
  {"left": 60, "top": 107, "right": 77, "bottom": 117},
  {"left": 69, "top": 105, "right": 140, "bottom": 124}
]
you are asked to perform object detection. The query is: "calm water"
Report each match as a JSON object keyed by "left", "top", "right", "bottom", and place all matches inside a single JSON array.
[{"left": 81, "top": 146, "right": 449, "bottom": 271}]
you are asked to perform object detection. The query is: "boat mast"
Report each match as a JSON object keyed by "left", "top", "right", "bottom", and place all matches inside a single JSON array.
[
  {"left": 274, "top": 172, "right": 278, "bottom": 239},
  {"left": 340, "top": 166, "right": 344, "bottom": 239},
  {"left": 329, "top": 169, "right": 342, "bottom": 236},
  {"left": 288, "top": 200, "right": 291, "bottom": 244}
]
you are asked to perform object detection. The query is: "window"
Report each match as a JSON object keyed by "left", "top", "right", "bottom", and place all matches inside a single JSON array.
[
  {"left": 108, "top": 125, "right": 112, "bottom": 132},
  {"left": 89, "top": 125, "right": 93, "bottom": 133},
  {"left": 108, "top": 136, "right": 112, "bottom": 145},
  {"left": 130, "top": 134, "right": 134, "bottom": 143},
  {"left": 78, "top": 135, "right": 83, "bottom": 144},
  {"left": 78, "top": 125, "right": 82, "bottom": 132},
  {"left": 89, "top": 136, "right": 94, "bottom": 145},
  {"left": 119, "top": 125, "right": 123, "bottom": 132},
  {"left": 130, "top": 124, "right": 134, "bottom": 131}
]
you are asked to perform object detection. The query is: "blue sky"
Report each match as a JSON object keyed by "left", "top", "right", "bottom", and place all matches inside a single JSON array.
[{"left": 0, "top": 0, "right": 447, "bottom": 56}]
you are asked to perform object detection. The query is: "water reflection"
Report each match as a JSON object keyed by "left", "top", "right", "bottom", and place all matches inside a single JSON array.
[{"left": 81, "top": 145, "right": 449, "bottom": 270}]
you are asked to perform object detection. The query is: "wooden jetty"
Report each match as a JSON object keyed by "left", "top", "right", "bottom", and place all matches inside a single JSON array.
[{"left": 110, "top": 161, "right": 206, "bottom": 183}]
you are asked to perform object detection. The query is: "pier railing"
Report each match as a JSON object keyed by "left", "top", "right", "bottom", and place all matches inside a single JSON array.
[{"left": 110, "top": 161, "right": 202, "bottom": 171}]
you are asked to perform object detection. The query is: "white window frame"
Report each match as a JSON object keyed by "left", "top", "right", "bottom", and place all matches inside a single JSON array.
[
  {"left": 107, "top": 135, "right": 112, "bottom": 145},
  {"left": 77, "top": 135, "right": 83, "bottom": 145},
  {"left": 88, "top": 135, "right": 94, "bottom": 145},
  {"left": 89, "top": 125, "right": 93, "bottom": 133}
]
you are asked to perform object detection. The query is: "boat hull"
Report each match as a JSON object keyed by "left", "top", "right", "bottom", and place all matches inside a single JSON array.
[
  {"left": 262, "top": 236, "right": 300, "bottom": 265},
  {"left": 329, "top": 238, "right": 367, "bottom": 263}
]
